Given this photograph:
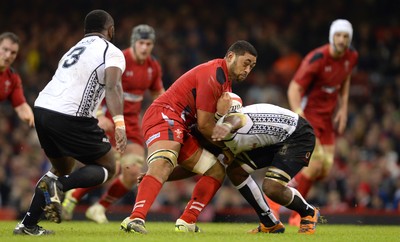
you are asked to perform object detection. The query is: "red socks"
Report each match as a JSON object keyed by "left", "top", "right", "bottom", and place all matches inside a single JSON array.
[
  {"left": 130, "top": 175, "right": 163, "bottom": 220},
  {"left": 179, "top": 176, "right": 221, "bottom": 223},
  {"left": 72, "top": 187, "right": 95, "bottom": 201},
  {"left": 129, "top": 175, "right": 221, "bottom": 222},
  {"left": 98, "top": 177, "right": 130, "bottom": 209},
  {"left": 293, "top": 172, "right": 313, "bottom": 198}
]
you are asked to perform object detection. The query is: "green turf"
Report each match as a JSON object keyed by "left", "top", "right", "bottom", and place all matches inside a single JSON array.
[{"left": 0, "top": 221, "right": 397, "bottom": 242}]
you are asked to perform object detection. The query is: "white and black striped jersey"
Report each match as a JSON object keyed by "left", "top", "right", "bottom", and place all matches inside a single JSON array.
[
  {"left": 35, "top": 35, "right": 125, "bottom": 118},
  {"left": 222, "top": 103, "right": 299, "bottom": 155}
]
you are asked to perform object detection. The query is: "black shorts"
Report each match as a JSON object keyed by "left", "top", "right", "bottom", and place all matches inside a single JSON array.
[
  {"left": 235, "top": 117, "right": 315, "bottom": 178},
  {"left": 34, "top": 107, "right": 111, "bottom": 164}
]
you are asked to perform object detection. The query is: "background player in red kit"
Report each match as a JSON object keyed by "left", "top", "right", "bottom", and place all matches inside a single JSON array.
[
  {"left": 120, "top": 40, "right": 257, "bottom": 234},
  {"left": 62, "top": 25, "right": 165, "bottom": 223},
  {"left": 0, "top": 32, "right": 34, "bottom": 127},
  {"left": 268, "top": 19, "right": 358, "bottom": 226}
]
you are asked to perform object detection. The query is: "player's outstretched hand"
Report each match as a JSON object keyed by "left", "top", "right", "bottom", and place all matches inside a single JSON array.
[{"left": 211, "top": 123, "right": 232, "bottom": 141}]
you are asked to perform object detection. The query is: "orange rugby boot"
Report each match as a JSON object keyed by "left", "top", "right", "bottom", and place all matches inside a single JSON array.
[
  {"left": 298, "top": 207, "right": 320, "bottom": 234},
  {"left": 248, "top": 221, "right": 285, "bottom": 234}
]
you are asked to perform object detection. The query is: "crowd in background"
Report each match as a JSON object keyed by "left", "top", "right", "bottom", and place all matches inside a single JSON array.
[{"left": 1, "top": 0, "right": 400, "bottom": 220}]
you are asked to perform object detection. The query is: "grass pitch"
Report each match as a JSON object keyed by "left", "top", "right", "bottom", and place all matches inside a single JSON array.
[{"left": 0, "top": 221, "right": 398, "bottom": 242}]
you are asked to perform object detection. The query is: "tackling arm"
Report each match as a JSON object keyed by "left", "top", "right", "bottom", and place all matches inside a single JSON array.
[{"left": 197, "top": 109, "right": 218, "bottom": 139}]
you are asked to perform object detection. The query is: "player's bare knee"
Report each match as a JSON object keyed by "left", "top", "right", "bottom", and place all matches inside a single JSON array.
[
  {"left": 121, "top": 160, "right": 143, "bottom": 183},
  {"left": 321, "top": 155, "right": 334, "bottom": 177},
  {"left": 120, "top": 153, "right": 144, "bottom": 168},
  {"left": 120, "top": 172, "right": 139, "bottom": 186},
  {"left": 123, "top": 164, "right": 141, "bottom": 175},
  {"left": 304, "top": 162, "right": 324, "bottom": 179}
]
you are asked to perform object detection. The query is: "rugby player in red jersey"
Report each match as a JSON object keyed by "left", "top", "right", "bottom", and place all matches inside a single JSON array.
[
  {"left": 120, "top": 40, "right": 257, "bottom": 234},
  {"left": 0, "top": 32, "right": 34, "bottom": 127},
  {"left": 268, "top": 19, "right": 358, "bottom": 226},
  {"left": 62, "top": 25, "right": 165, "bottom": 223}
]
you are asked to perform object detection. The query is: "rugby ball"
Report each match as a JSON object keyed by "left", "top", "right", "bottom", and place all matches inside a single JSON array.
[{"left": 226, "top": 92, "right": 243, "bottom": 112}]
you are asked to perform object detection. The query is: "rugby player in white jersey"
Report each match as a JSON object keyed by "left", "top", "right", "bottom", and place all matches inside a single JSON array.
[
  {"left": 211, "top": 97, "right": 321, "bottom": 234},
  {"left": 14, "top": 9, "right": 126, "bottom": 236}
]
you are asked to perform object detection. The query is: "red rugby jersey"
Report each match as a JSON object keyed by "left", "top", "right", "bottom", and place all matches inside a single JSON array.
[
  {"left": 0, "top": 67, "right": 26, "bottom": 107},
  {"left": 105, "top": 48, "right": 164, "bottom": 122},
  {"left": 153, "top": 58, "right": 232, "bottom": 127},
  {"left": 293, "top": 44, "right": 358, "bottom": 117}
]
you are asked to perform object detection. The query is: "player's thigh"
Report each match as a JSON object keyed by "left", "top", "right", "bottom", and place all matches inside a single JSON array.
[
  {"left": 178, "top": 148, "right": 220, "bottom": 178},
  {"left": 272, "top": 120, "right": 315, "bottom": 179},
  {"left": 301, "top": 140, "right": 333, "bottom": 178},
  {"left": 94, "top": 148, "right": 117, "bottom": 175},
  {"left": 178, "top": 135, "right": 219, "bottom": 176},
  {"left": 48, "top": 156, "right": 77, "bottom": 176}
]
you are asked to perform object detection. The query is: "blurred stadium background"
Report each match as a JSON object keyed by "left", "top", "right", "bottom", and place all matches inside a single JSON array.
[{"left": 1, "top": 0, "right": 400, "bottom": 224}]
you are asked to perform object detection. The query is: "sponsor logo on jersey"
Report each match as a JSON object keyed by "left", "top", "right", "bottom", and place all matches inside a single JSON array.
[
  {"left": 344, "top": 60, "right": 350, "bottom": 71},
  {"left": 174, "top": 128, "right": 182, "bottom": 139},
  {"left": 324, "top": 66, "right": 332, "bottom": 72},
  {"left": 147, "top": 67, "right": 153, "bottom": 80},
  {"left": 125, "top": 70, "right": 134, "bottom": 77},
  {"left": 321, "top": 85, "right": 339, "bottom": 94},
  {"left": 4, "top": 80, "right": 11, "bottom": 92},
  {"left": 279, "top": 144, "right": 288, "bottom": 155},
  {"left": 123, "top": 92, "right": 143, "bottom": 102}
]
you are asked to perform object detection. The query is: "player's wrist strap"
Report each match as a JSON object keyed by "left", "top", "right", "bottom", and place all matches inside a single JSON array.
[
  {"left": 214, "top": 112, "right": 224, "bottom": 122},
  {"left": 112, "top": 115, "right": 126, "bottom": 130}
]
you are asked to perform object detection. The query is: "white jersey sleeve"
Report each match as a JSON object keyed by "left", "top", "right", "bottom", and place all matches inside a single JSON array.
[
  {"left": 224, "top": 103, "right": 299, "bottom": 155},
  {"left": 34, "top": 36, "right": 125, "bottom": 118}
]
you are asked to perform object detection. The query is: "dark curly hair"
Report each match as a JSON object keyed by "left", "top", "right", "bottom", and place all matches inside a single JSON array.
[{"left": 84, "top": 9, "right": 114, "bottom": 34}]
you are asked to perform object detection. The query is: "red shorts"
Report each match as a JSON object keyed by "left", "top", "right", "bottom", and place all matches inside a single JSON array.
[
  {"left": 142, "top": 105, "right": 199, "bottom": 162},
  {"left": 305, "top": 113, "right": 335, "bottom": 145}
]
